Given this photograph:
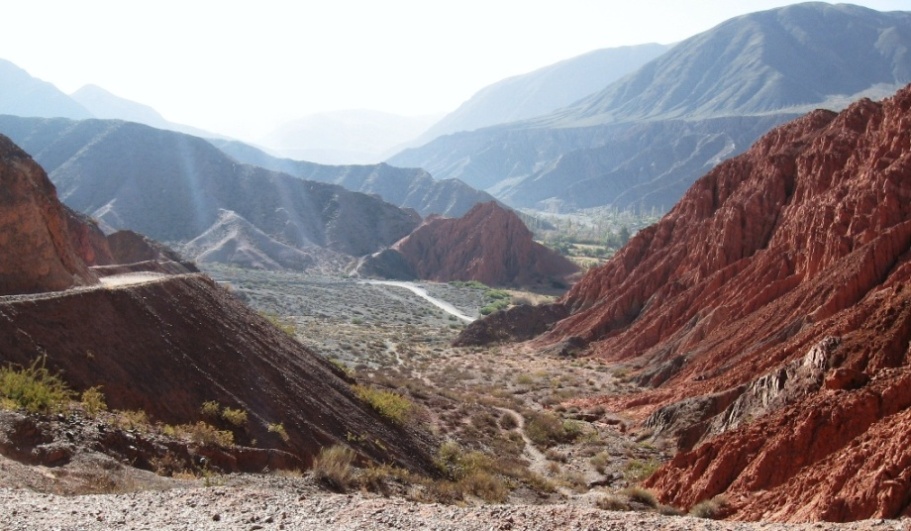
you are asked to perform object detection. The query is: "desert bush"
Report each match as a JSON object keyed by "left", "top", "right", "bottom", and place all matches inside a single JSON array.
[
  {"left": 689, "top": 495, "right": 729, "bottom": 519},
  {"left": 621, "top": 486, "right": 657, "bottom": 508},
  {"left": 0, "top": 357, "right": 74, "bottom": 413},
  {"left": 597, "top": 494, "right": 631, "bottom": 511},
  {"left": 220, "top": 407, "right": 248, "bottom": 427},
  {"left": 267, "top": 422, "right": 290, "bottom": 442},
  {"left": 114, "top": 409, "right": 149, "bottom": 431},
  {"left": 524, "top": 411, "right": 579, "bottom": 447},
  {"left": 80, "top": 386, "right": 108, "bottom": 417},
  {"left": 313, "top": 444, "right": 358, "bottom": 492},
  {"left": 498, "top": 411, "right": 518, "bottom": 430},
  {"left": 352, "top": 385, "right": 413, "bottom": 424},
  {"left": 590, "top": 451, "right": 610, "bottom": 474},
  {"left": 182, "top": 421, "right": 234, "bottom": 447},
  {"left": 200, "top": 400, "right": 220, "bottom": 418},
  {"left": 624, "top": 458, "right": 660, "bottom": 482}
]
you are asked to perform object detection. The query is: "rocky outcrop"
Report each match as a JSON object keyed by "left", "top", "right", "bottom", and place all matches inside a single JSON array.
[
  {"left": 359, "top": 202, "right": 579, "bottom": 289},
  {"left": 519, "top": 85, "right": 911, "bottom": 520},
  {"left": 0, "top": 135, "right": 98, "bottom": 295},
  {"left": 453, "top": 303, "right": 570, "bottom": 347}
]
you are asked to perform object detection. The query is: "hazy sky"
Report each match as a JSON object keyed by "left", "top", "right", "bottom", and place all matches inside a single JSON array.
[{"left": 2, "top": 1, "right": 907, "bottom": 140}]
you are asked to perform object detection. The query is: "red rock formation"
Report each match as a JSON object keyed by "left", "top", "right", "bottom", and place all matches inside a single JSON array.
[
  {"left": 526, "top": 85, "right": 911, "bottom": 521},
  {"left": 62, "top": 207, "right": 115, "bottom": 267},
  {"left": 360, "top": 202, "right": 579, "bottom": 288},
  {"left": 0, "top": 135, "right": 98, "bottom": 294}
]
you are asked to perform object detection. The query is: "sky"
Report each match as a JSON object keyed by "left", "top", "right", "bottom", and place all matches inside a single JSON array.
[{"left": 2, "top": 0, "right": 908, "bottom": 140}]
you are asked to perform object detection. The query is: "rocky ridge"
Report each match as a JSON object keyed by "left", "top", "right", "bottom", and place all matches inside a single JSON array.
[
  {"left": 459, "top": 84, "right": 911, "bottom": 521},
  {"left": 358, "top": 202, "right": 580, "bottom": 288}
]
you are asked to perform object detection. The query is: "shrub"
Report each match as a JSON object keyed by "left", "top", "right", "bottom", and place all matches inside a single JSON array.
[
  {"left": 596, "top": 494, "right": 630, "bottom": 511},
  {"left": 590, "top": 451, "right": 610, "bottom": 474},
  {"left": 621, "top": 486, "right": 657, "bottom": 508},
  {"left": 268, "top": 422, "right": 290, "bottom": 443},
  {"left": 220, "top": 407, "right": 248, "bottom": 427},
  {"left": 624, "top": 458, "right": 660, "bottom": 482},
  {"left": 313, "top": 444, "right": 357, "bottom": 492},
  {"left": 182, "top": 421, "right": 234, "bottom": 447},
  {"left": 352, "top": 385, "right": 413, "bottom": 424},
  {"left": 524, "top": 411, "right": 578, "bottom": 447},
  {"left": 80, "top": 386, "right": 107, "bottom": 417},
  {"left": 689, "top": 495, "right": 729, "bottom": 519},
  {"left": 200, "top": 400, "right": 220, "bottom": 418},
  {"left": 498, "top": 411, "right": 518, "bottom": 430},
  {"left": 0, "top": 357, "right": 74, "bottom": 413},
  {"left": 114, "top": 409, "right": 149, "bottom": 431}
]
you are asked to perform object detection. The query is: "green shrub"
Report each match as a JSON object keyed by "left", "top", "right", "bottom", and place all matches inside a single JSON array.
[
  {"left": 352, "top": 385, "right": 413, "bottom": 424},
  {"left": 80, "top": 386, "right": 107, "bottom": 417},
  {"left": 0, "top": 357, "right": 74, "bottom": 413},
  {"left": 268, "top": 422, "right": 290, "bottom": 443},
  {"left": 182, "top": 421, "right": 234, "bottom": 447},
  {"left": 220, "top": 407, "right": 248, "bottom": 427},
  {"left": 624, "top": 458, "right": 660, "bottom": 482},
  {"left": 313, "top": 444, "right": 357, "bottom": 492},
  {"left": 524, "top": 411, "right": 578, "bottom": 447},
  {"left": 200, "top": 400, "right": 220, "bottom": 418}
]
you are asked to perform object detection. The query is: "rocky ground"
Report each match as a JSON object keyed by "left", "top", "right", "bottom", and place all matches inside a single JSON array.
[{"left": 2, "top": 473, "right": 908, "bottom": 531}]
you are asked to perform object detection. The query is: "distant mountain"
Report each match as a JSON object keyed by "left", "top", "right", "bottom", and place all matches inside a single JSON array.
[
  {"left": 0, "top": 115, "right": 420, "bottom": 271},
  {"left": 0, "top": 59, "right": 92, "bottom": 120},
  {"left": 390, "top": 3, "right": 911, "bottom": 212},
  {"left": 70, "top": 84, "right": 222, "bottom": 139},
  {"left": 259, "top": 109, "right": 439, "bottom": 165},
  {"left": 415, "top": 43, "right": 671, "bottom": 143},
  {"left": 213, "top": 138, "right": 495, "bottom": 218},
  {"left": 358, "top": 202, "right": 579, "bottom": 289}
]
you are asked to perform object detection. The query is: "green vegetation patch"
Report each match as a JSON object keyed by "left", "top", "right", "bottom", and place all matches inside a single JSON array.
[{"left": 0, "top": 357, "right": 75, "bottom": 413}]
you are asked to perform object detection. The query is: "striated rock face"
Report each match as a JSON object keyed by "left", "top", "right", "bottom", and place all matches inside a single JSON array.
[
  {"left": 360, "top": 202, "right": 579, "bottom": 288},
  {"left": 0, "top": 275, "right": 435, "bottom": 474},
  {"left": 526, "top": 85, "right": 911, "bottom": 521},
  {"left": 62, "top": 206, "right": 115, "bottom": 267},
  {"left": 102, "top": 230, "right": 198, "bottom": 275},
  {"left": 0, "top": 135, "right": 97, "bottom": 294}
]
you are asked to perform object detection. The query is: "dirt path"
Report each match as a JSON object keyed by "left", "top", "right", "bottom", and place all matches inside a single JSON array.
[
  {"left": 99, "top": 272, "right": 168, "bottom": 288},
  {"left": 361, "top": 280, "right": 476, "bottom": 322}
]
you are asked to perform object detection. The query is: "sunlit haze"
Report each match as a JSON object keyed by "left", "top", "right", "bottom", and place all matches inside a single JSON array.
[{"left": 3, "top": 0, "right": 906, "bottom": 140}]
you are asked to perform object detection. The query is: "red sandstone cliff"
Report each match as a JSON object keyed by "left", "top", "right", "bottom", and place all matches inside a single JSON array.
[
  {"left": 359, "top": 202, "right": 579, "bottom": 288},
  {"left": 474, "top": 86, "right": 911, "bottom": 521},
  {"left": 0, "top": 135, "right": 98, "bottom": 294}
]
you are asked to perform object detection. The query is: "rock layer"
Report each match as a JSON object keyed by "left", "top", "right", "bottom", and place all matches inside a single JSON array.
[
  {"left": 512, "top": 85, "right": 911, "bottom": 521},
  {"left": 360, "top": 202, "right": 579, "bottom": 288}
]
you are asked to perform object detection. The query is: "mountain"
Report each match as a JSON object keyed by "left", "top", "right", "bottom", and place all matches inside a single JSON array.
[
  {"left": 213, "top": 139, "right": 495, "bottom": 218},
  {"left": 0, "top": 133, "right": 434, "bottom": 472},
  {"left": 0, "top": 115, "right": 420, "bottom": 271},
  {"left": 358, "top": 202, "right": 579, "bottom": 289},
  {"left": 260, "top": 109, "right": 439, "bottom": 165},
  {"left": 0, "top": 135, "right": 97, "bottom": 294},
  {"left": 70, "top": 84, "right": 219, "bottom": 139},
  {"left": 0, "top": 59, "right": 92, "bottom": 120},
  {"left": 389, "top": 3, "right": 911, "bottom": 212},
  {"left": 415, "top": 43, "right": 671, "bottom": 143},
  {"left": 459, "top": 85, "right": 911, "bottom": 521}
]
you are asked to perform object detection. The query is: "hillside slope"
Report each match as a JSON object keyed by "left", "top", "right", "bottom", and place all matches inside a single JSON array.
[{"left": 462, "top": 85, "right": 911, "bottom": 521}]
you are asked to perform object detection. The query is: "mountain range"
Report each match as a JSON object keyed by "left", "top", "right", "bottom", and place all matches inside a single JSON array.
[
  {"left": 0, "top": 115, "right": 421, "bottom": 271},
  {"left": 390, "top": 3, "right": 911, "bottom": 212}
]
